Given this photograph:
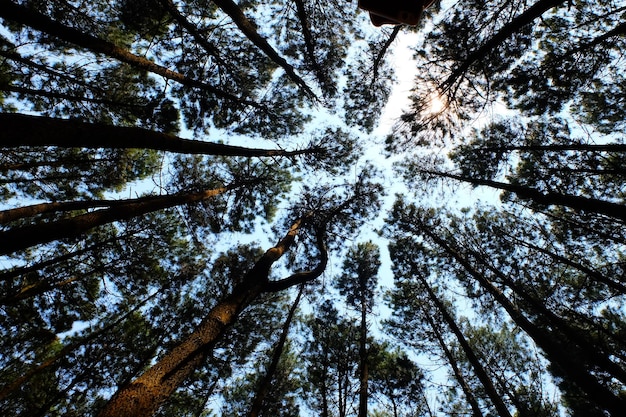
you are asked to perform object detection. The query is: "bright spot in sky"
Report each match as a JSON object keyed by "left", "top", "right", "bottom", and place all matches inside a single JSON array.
[{"left": 426, "top": 92, "right": 446, "bottom": 114}]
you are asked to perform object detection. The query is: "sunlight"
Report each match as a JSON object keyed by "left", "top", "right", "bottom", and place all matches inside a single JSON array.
[{"left": 426, "top": 92, "right": 446, "bottom": 115}]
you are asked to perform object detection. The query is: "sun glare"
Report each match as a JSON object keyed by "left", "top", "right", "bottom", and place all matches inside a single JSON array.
[{"left": 426, "top": 92, "right": 446, "bottom": 115}]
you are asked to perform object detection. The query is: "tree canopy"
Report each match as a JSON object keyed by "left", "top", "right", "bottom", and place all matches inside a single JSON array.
[{"left": 1, "top": 0, "right": 625, "bottom": 416}]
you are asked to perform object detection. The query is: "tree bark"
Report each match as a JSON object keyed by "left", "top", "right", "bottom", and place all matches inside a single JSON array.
[
  {"left": 97, "top": 217, "right": 326, "bottom": 417},
  {"left": 0, "top": 113, "right": 321, "bottom": 158},
  {"left": 0, "top": 185, "right": 233, "bottom": 255}
]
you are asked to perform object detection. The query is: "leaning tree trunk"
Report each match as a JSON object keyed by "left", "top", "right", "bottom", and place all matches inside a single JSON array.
[
  {"left": 247, "top": 285, "right": 303, "bottom": 417},
  {"left": 421, "top": 169, "right": 626, "bottom": 222},
  {"left": 416, "top": 218, "right": 626, "bottom": 416},
  {"left": 97, "top": 218, "right": 326, "bottom": 417},
  {"left": 0, "top": 185, "right": 234, "bottom": 255},
  {"left": 0, "top": 113, "right": 321, "bottom": 158},
  {"left": 417, "top": 272, "right": 512, "bottom": 417}
]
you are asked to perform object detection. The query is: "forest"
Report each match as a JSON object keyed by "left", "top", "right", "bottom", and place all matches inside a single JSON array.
[{"left": 0, "top": 0, "right": 625, "bottom": 416}]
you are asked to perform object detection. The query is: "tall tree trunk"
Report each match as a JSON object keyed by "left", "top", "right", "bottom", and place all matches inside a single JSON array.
[
  {"left": 416, "top": 218, "right": 626, "bottom": 416},
  {"left": 210, "top": 0, "right": 315, "bottom": 98},
  {"left": 0, "top": 185, "right": 236, "bottom": 255},
  {"left": 0, "top": 113, "right": 321, "bottom": 158},
  {"left": 498, "top": 227, "right": 626, "bottom": 294},
  {"left": 357, "top": 296, "right": 369, "bottom": 417},
  {"left": 97, "top": 217, "right": 325, "bottom": 417},
  {"left": 247, "top": 285, "right": 304, "bottom": 417},
  {"left": 0, "top": 288, "right": 162, "bottom": 401},
  {"left": 417, "top": 272, "right": 513, "bottom": 417},
  {"left": 0, "top": 1, "right": 263, "bottom": 110},
  {"left": 422, "top": 311, "right": 484, "bottom": 417},
  {"left": 422, "top": 169, "right": 626, "bottom": 222},
  {"left": 469, "top": 143, "right": 626, "bottom": 153},
  {"left": 444, "top": 0, "right": 566, "bottom": 90}
]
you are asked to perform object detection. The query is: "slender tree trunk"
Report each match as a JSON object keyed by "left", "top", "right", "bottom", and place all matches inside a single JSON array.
[
  {"left": 0, "top": 288, "right": 161, "bottom": 400},
  {"left": 417, "top": 273, "right": 513, "bottom": 417},
  {"left": 470, "top": 143, "right": 626, "bottom": 153},
  {"left": 422, "top": 312, "right": 484, "bottom": 417},
  {"left": 321, "top": 354, "right": 330, "bottom": 417},
  {"left": 416, "top": 218, "right": 626, "bottom": 416},
  {"left": 0, "top": 1, "right": 263, "bottom": 110},
  {"left": 211, "top": 0, "right": 315, "bottom": 98},
  {"left": 0, "top": 113, "right": 321, "bottom": 158},
  {"left": 357, "top": 296, "right": 369, "bottom": 417},
  {"left": 97, "top": 218, "right": 322, "bottom": 417},
  {"left": 444, "top": 0, "right": 566, "bottom": 90},
  {"left": 0, "top": 185, "right": 234, "bottom": 255},
  {"left": 422, "top": 169, "right": 626, "bottom": 222},
  {"left": 0, "top": 233, "right": 129, "bottom": 282},
  {"left": 247, "top": 285, "right": 304, "bottom": 417},
  {"left": 499, "top": 228, "right": 626, "bottom": 294},
  {"left": 462, "top": 245, "right": 626, "bottom": 384},
  {"left": 293, "top": 0, "right": 331, "bottom": 93}
]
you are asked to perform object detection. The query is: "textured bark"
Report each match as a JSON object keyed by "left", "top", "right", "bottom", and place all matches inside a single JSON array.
[
  {"left": 97, "top": 218, "right": 327, "bottom": 417},
  {"left": 1, "top": 199, "right": 133, "bottom": 224},
  {"left": 0, "top": 186, "right": 232, "bottom": 255},
  {"left": 0, "top": 1, "right": 263, "bottom": 109},
  {"left": 0, "top": 113, "right": 321, "bottom": 158}
]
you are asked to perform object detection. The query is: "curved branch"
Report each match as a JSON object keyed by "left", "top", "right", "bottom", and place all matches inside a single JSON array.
[
  {"left": 264, "top": 225, "right": 328, "bottom": 292},
  {"left": 372, "top": 26, "right": 401, "bottom": 86}
]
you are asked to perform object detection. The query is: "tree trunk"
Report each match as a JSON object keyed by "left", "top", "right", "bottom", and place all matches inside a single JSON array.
[
  {"left": 357, "top": 296, "right": 369, "bottom": 417},
  {"left": 96, "top": 218, "right": 315, "bottom": 417},
  {"left": 0, "top": 113, "right": 320, "bottom": 158},
  {"left": 0, "top": 186, "right": 233, "bottom": 255},
  {"left": 417, "top": 218, "right": 626, "bottom": 416},
  {"left": 0, "top": 1, "right": 263, "bottom": 110},
  {"left": 0, "top": 288, "right": 161, "bottom": 400},
  {"left": 423, "top": 169, "right": 626, "bottom": 222},
  {"left": 417, "top": 273, "right": 513, "bottom": 417},
  {"left": 247, "top": 285, "right": 303, "bottom": 417},
  {"left": 444, "top": 0, "right": 566, "bottom": 90},
  {"left": 211, "top": 0, "right": 315, "bottom": 98},
  {"left": 422, "top": 311, "right": 484, "bottom": 417}
]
